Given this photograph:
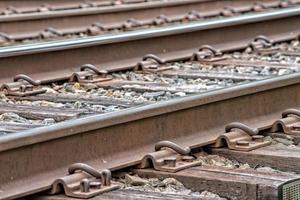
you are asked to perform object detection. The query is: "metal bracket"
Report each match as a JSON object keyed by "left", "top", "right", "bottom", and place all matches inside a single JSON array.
[
  {"left": 210, "top": 122, "right": 271, "bottom": 151},
  {"left": 249, "top": 35, "right": 274, "bottom": 51},
  {"left": 123, "top": 18, "right": 143, "bottom": 30},
  {"left": 251, "top": 2, "right": 267, "bottom": 12},
  {"left": 135, "top": 54, "right": 173, "bottom": 72},
  {"left": 69, "top": 64, "right": 112, "bottom": 84},
  {"left": 139, "top": 141, "right": 202, "bottom": 173},
  {"left": 0, "top": 32, "right": 12, "bottom": 45},
  {"left": 50, "top": 163, "right": 119, "bottom": 199},
  {"left": 0, "top": 74, "right": 46, "bottom": 97},
  {"left": 271, "top": 109, "right": 300, "bottom": 136},
  {"left": 191, "top": 45, "right": 225, "bottom": 62},
  {"left": 153, "top": 15, "right": 171, "bottom": 25},
  {"left": 221, "top": 6, "right": 236, "bottom": 17}
]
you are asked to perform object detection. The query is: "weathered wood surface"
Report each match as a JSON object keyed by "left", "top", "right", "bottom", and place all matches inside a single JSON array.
[
  {"left": 0, "top": 103, "right": 94, "bottom": 121},
  {"left": 0, "top": 121, "right": 43, "bottom": 134},
  {"left": 32, "top": 189, "right": 225, "bottom": 200},
  {"left": 136, "top": 165, "right": 300, "bottom": 200},
  {"left": 12, "top": 93, "right": 142, "bottom": 107},
  {"left": 209, "top": 144, "right": 300, "bottom": 173}
]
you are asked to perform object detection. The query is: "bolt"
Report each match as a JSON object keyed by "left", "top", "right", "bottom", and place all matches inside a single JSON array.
[
  {"left": 182, "top": 155, "right": 195, "bottom": 162},
  {"left": 89, "top": 181, "right": 101, "bottom": 189},
  {"left": 80, "top": 178, "right": 90, "bottom": 193},
  {"left": 99, "top": 70, "right": 108, "bottom": 78},
  {"left": 236, "top": 140, "right": 250, "bottom": 146},
  {"left": 87, "top": 26, "right": 101, "bottom": 36},
  {"left": 252, "top": 135, "right": 264, "bottom": 142},
  {"left": 86, "top": 75, "right": 93, "bottom": 80},
  {"left": 164, "top": 157, "right": 176, "bottom": 167},
  {"left": 148, "top": 65, "right": 158, "bottom": 69},
  {"left": 292, "top": 124, "right": 300, "bottom": 131}
]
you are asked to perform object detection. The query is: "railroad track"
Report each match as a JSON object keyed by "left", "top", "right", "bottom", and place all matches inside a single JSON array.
[
  {"left": 0, "top": 0, "right": 175, "bottom": 9},
  {"left": 1, "top": 34, "right": 300, "bottom": 199},
  {"left": 1, "top": 4, "right": 300, "bottom": 83},
  {"left": 0, "top": 35, "right": 300, "bottom": 134},
  {"left": 1, "top": 1, "right": 300, "bottom": 200},
  {"left": 0, "top": 0, "right": 297, "bottom": 46}
]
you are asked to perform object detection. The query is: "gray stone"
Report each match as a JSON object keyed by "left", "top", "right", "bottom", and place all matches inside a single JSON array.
[
  {"left": 278, "top": 69, "right": 291, "bottom": 76},
  {"left": 162, "top": 178, "right": 183, "bottom": 187},
  {"left": 83, "top": 83, "right": 98, "bottom": 91},
  {"left": 42, "top": 118, "right": 56, "bottom": 124},
  {"left": 125, "top": 174, "right": 148, "bottom": 186},
  {"left": 64, "top": 85, "right": 76, "bottom": 93},
  {"left": 174, "top": 92, "right": 186, "bottom": 97},
  {"left": 143, "top": 91, "right": 165, "bottom": 98},
  {"left": 274, "top": 138, "right": 294, "bottom": 146}
]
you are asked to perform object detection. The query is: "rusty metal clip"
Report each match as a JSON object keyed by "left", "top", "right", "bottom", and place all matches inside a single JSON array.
[
  {"left": 191, "top": 45, "right": 224, "bottom": 62},
  {"left": 139, "top": 141, "right": 202, "bottom": 172},
  {"left": 40, "top": 27, "right": 63, "bottom": 39},
  {"left": 271, "top": 109, "right": 300, "bottom": 136},
  {"left": 0, "top": 74, "right": 46, "bottom": 97},
  {"left": 37, "top": 4, "right": 52, "bottom": 12},
  {"left": 123, "top": 18, "right": 143, "bottom": 30},
  {"left": 0, "top": 32, "right": 12, "bottom": 45},
  {"left": 220, "top": 6, "right": 236, "bottom": 17},
  {"left": 69, "top": 64, "right": 112, "bottom": 84},
  {"left": 279, "top": 1, "right": 291, "bottom": 8},
  {"left": 249, "top": 35, "right": 274, "bottom": 51},
  {"left": 279, "top": 0, "right": 297, "bottom": 8},
  {"left": 79, "top": 2, "right": 95, "bottom": 8},
  {"left": 153, "top": 15, "right": 171, "bottom": 26},
  {"left": 185, "top": 10, "right": 202, "bottom": 21},
  {"left": 251, "top": 2, "right": 267, "bottom": 12},
  {"left": 87, "top": 23, "right": 106, "bottom": 36},
  {"left": 135, "top": 54, "right": 172, "bottom": 72},
  {"left": 50, "top": 163, "right": 119, "bottom": 199},
  {"left": 210, "top": 122, "right": 271, "bottom": 151},
  {"left": 1, "top": 6, "right": 19, "bottom": 15}
]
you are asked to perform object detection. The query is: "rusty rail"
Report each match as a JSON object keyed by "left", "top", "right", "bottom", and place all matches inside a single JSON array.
[
  {"left": 1, "top": 2, "right": 300, "bottom": 199},
  {"left": 1, "top": 72, "right": 300, "bottom": 199},
  {"left": 1, "top": 31, "right": 300, "bottom": 198},
  {"left": 0, "top": 0, "right": 295, "bottom": 46},
  {"left": 0, "top": 6, "right": 300, "bottom": 83}
]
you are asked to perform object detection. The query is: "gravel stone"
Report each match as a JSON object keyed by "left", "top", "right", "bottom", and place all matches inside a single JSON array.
[
  {"left": 201, "top": 191, "right": 223, "bottom": 198},
  {"left": 162, "top": 178, "right": 184, "bottom": 187},
  {"left": 83, "top": 83, "right": 98, "bottom": 91},
  {"left": 273, "top": 138, "right": 294, "bottom": 146},
  {"left": 197, "top": 153, "right": 250, "bottom": 169},
  {"left": 174, "top": 92, "right": 186, "bottom": 97},
  {"left": 42, "top": 118, "right": 56, "bottom": 124},
  {"left": 143, "top": 91, "right": 165, "bottom": 98},
  {"left": 118, "top": 175, "right": 223, "bottom": 199},
  {"left": 278, "top": 69, "right": 292, "bottom": 76},
  {"left": 42, "top": 87, "right": 57, "bottom": 94},
  {"left": 64, "top": 85, "right": 76, "bottom": 93},
  {"left": 125, "top": 174, "right": 149, "bottom": 186},
  {"left": 0, "top": 113, "right": 28, "bottom": 123},
  {"left": 2, "top": 40, "right": 300, "bottom": 133},
  {"left": 264, "top": 136, "right": 278, "bottom": 145}
]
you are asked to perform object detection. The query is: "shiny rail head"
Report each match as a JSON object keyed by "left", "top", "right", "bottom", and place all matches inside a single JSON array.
[
  {"left": 1, "top": 6, "right": 300, "bottom": 58},
  {"left": 279, "top": 179, "right": 300, "bottom": 200}
]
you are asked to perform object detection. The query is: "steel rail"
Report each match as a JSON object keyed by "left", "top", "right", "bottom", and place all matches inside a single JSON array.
[
  {"left": 1, "top": 70, "right": 300, "bottom": 199},
  {"left": 0, "top": 0, "right": 283, "bottom": 39},
  {"left": 1, "top": 6, "right": 300, "bottom": 58},
  {"left": 0, "top": 0, "right": 106, "bottom": 8},
  {"left": 0, "top": 32, "right": 300, "bottom": 198},
  {"left": 0, "top": 0, "right": 223, "bottom": 21},
  {"left": 0, "top": 3, "right": 300, "bottom": 200},
  {"left": 0, "top": 6, "right": 300, "bottom": 83},
  {"left": 0, "top": 1, "right": 290, "bottom": 46}
]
